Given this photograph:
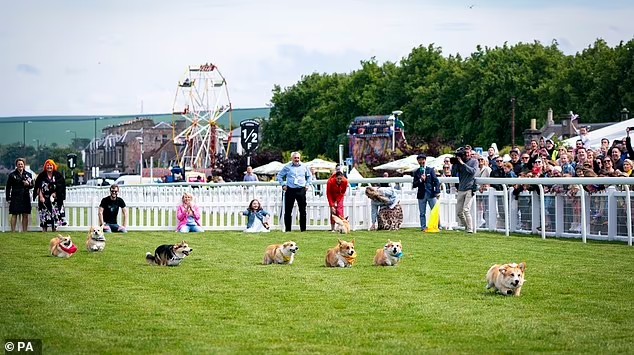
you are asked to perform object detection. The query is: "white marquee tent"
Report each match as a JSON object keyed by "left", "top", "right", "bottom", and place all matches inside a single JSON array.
[
  {"left": 563, "top": 118, "right": 634, "bottom": 149},
  {"left": 252, "top": 161, "right": 285, "bottom": 175}
]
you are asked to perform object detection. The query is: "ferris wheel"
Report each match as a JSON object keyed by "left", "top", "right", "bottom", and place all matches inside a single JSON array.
[{"left": 172, "top": 62, "right": 232, "bottom": 169}]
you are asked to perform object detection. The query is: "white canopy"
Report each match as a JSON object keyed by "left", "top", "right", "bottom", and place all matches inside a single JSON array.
[
  {"left": 563, "top": 118, "right": 634, "bottom": 149},
  {"left": 374, "top": 154, "right": 419, "bottom": 171},
  {"left": 252, "top": 161, "right": 285, "bottom": 175},
  {"left": 347, "top": 167, "right": 364, "bottom": 179},
  {"left": 305, "top": 158, "right": 337, "bottom": 173}
]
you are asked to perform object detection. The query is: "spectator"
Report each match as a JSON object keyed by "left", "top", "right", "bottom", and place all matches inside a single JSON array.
[
  {"left": 277, "top": 151, "right": 312, "bottom": 232},
  {"left": 99, "top": 184, "right": 128, "bottom": 233},
  {"left": 621, "top": 159, "right": 633, "bottom": 177},
  {"left": 610, "top": 147, "right": 624, "bottom": 171},
  {"left": 365, "top": 186, "right": 402, "bottom": 230},
  {"left": 176, "top": 193, "right": 203, "bottom": 233},
  {"left": 243, "top": 166, "right": 258, "bottom": 182},
  {"left": 451, "top": 148, "right": 478, "bottom": 233},
  {"left": 412, "top": 154, "right": 440, "bottom": 232},
  {"left": 326, "top": 171, "right": 349, "bottom": 232},
  {"left": 242, "top": 199, "right": 270, "bottom": 233},
  {"left": 380, "top": 171, "right": 390, "bottom": 187},
  {"left": 34, "top": 159, "right": 66, "bottom": 232},
  {"left": 5, "top": 158, "right": 34, "bottom": 232}
]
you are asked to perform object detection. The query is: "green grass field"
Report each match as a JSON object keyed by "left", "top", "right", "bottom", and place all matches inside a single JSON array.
[{"left": 1, "top": 230, "right": 633, "bottom": 354}]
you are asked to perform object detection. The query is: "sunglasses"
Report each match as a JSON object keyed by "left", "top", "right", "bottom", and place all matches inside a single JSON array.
[
  {"left": 496, "top": 160, "right": 503, "bottom": 162},
  {"left": 110, "top": 190, "right": 119, "bottom": 193},
  {"left": 521, "top": 156, "right": 530, "bottom": 159}
]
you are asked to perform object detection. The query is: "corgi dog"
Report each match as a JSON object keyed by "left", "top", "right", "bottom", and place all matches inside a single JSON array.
[
  {"left": 486, "top": 262, "right": 527, "bottom": 296},
  {"left": 49, "top": 234, "right": 78, "bottom": 258},
  {"left": 373, "top": 239, "right": 403, "bottom": 266},
  {"left": 86, "top": 225, "right": 106, "bottom": 252},
  {"left": 325, "top": 239, "right": 356, "bottom": 268},
  {"left": 263, "top": 241, "right": 299, "bottom": 265},
  {"left": 146, "top": 241, "right": 193, "bottom": 266},
  {"left": 332, "top": 214, "right": 351, "bottom": 234}
]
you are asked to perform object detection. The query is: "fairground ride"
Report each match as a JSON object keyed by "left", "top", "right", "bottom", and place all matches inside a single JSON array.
[{"left": 172, "top": 62, "right": 232, "bottom": 169}]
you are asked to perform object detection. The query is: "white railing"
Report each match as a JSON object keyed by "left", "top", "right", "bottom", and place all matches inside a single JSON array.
[{"left": 1, "top": 177, "right": 633, "bottom": 245}]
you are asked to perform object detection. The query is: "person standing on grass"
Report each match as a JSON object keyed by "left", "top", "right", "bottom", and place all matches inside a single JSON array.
[
  {"left": 277, "top": 152, "right": 312, "bottom": 232},
  {"left": 326, "top": 171, "right": 349, "bottom": 232},
  {"left": 5, "top": 158, "right": 34, "bottom": 232},
  {"left": 451, "top": 148, "right": 478, "bottom": 234},
  {"left": 33, "top": 159, "right": 66, "bottom": 232},
  {"left": 412, "top": 154, "right": 440, "bottom": 232},
  {"left": 99, "top": 184, "right": 128, "bottom": 233}
]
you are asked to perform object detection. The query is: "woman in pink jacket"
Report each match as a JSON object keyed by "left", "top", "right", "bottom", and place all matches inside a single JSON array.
[{"left": 176, "top": 193, "right": 204, "bottom": 233}]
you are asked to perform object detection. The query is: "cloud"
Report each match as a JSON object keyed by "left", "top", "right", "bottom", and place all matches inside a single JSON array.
[{"left": 16, "top": 64, "right": 40, "bottom": 75}]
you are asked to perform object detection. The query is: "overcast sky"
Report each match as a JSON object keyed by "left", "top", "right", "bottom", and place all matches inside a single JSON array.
[{"left": 1, "top": 0, "right": 632, "bottom": 117}]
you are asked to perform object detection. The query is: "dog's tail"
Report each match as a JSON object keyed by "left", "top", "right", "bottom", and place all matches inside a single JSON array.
[{"left": 145, "top": 252, "right": 157, "bottom": 265}]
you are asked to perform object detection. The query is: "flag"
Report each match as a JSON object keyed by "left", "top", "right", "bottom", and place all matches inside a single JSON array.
[{"left": 425, "top": 199, "right": 441, "bottom": 233}]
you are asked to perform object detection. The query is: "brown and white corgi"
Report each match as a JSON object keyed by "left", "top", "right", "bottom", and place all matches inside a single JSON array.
[
  {"left": 332, "top": 214, "right": 351, "bottom": 234},
  {"left": 373, "top": 240, "right": 403, "bottom": 266},
  {"left": 50, "top": 234, "right": 78, "bottom": 258},
  {"left": 263, "top": 241, "right": 299, "bottom": 265},
  {"left": 486, "top": 262, "right": 527, "bottom": 296},
  {"left": 325, "top": 239, "right": 356, "bottom": 267}
]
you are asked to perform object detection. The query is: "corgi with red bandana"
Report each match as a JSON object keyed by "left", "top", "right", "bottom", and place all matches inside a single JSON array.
[{"left": 50, "top": 234, "right": 78, "bottom": 258}]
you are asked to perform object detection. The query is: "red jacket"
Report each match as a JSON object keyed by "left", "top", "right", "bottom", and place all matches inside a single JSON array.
[{"left": 326, "top": 175, "right": 348, "bottom": 207}]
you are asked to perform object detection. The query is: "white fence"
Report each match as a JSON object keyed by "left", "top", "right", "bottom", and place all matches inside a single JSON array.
[{"left": 1, "top": 177, "right": 633, "bottom": 245}]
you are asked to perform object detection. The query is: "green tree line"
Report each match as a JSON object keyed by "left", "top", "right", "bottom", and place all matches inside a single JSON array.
[{"left": 262, "top": 39, "right": 634, "bottom": 160}]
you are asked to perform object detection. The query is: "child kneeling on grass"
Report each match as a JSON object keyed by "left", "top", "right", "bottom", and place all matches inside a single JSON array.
[{"left": 243, "top": 199, "right": 270, "bottom": 233}]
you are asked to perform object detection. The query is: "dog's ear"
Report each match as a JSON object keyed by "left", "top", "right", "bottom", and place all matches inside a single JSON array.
[
  {"left": 519, "top": 262, "right": 526, "bottom": 272},
  {"left": 351, "top": 238, "right": 355, "bottom": 245},
  {"left": 498, "top": 266, "right": 507, "bottom": 274}
]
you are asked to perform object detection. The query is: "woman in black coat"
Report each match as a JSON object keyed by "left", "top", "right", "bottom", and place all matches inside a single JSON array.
[
  {"left": 5, "top": 158, "right": 34, "bottom": 232},
  {"left": 33, "top": 159, "right": 66, "bottom": 232}
]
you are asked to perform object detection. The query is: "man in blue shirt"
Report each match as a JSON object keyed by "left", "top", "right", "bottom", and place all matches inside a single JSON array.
[
  {"left": 243, "top": 166, "right": 258, "bottom": 182},
  {"left": 277, "top": 152, "right": 313, "bottom": 232}
]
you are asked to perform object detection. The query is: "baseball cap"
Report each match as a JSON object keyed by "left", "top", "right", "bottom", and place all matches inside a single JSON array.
[{"left": 417, "top": 154, "right": 427, "bottom": 160}]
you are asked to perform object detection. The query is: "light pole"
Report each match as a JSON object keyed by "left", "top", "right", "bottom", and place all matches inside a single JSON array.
[
  {"left": 22, "top": 120, "right": 32, "bottom": 157},
  {"left": 389, "top": 110, "right": 403, "bottom": 153},
  {"left": 511, "top": 97, "right": 516, "bottom": 147},
  {"left": 66, "top": 130, "right": 77, "bottom": 148},
  {"left": 136, "top": 132, "right": 144, "bottom": 182}
]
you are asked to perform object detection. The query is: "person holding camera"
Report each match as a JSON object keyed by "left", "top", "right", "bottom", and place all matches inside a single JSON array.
[
  {"left": 450, "top": 147, "right": 478, "bottom": 233},
  {"left": 412, "top": 154, "right": 440, "bottom": 231}
]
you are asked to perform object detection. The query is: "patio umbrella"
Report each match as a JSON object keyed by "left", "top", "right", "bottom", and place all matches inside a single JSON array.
[{"left": 252, "top": 161, "right": 285, "bottom": 175}]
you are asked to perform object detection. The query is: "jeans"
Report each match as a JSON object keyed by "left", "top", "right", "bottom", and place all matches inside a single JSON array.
[
  {"left": 178, "top": 225, "right": 204, "bottom": 233},
  {"left": 456, "top": 190, "right": 474, "bottom": 232},
  {"left": 104, "top": 223, "right": 127, "bottom": 233},
  {"left": 418, "top": 196, "right": 437, "bottom": 230}
]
